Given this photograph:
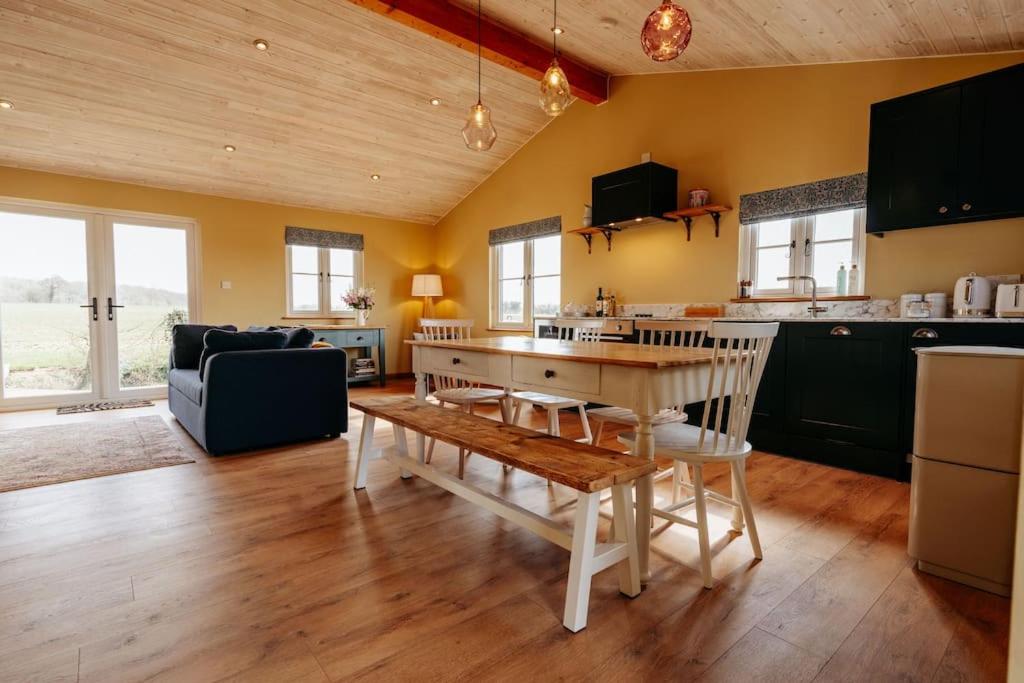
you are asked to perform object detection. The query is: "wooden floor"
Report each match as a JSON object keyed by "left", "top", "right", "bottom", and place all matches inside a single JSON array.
[{"left": 0, "top": 380, "right": 1009, "bottom": 682}]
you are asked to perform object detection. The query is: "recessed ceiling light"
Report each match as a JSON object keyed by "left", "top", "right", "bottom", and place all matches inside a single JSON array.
[
  {"left": 223, "top": 144, "right": 236, "bottom": 152},
  {"left": 252, "top": 38, "right": 269, "bottom": 51},
  {"left": 551, "top": 26, "right": 565, "bottom": 35},
  {"left": 429, "top": 97, "right": 442, "bottom": 106},
  {"left": 0, "top": 99, "right": 13, "bottom": 110},
  {"left": 370, "top": 173, "right": 381, "bottom": 182}
]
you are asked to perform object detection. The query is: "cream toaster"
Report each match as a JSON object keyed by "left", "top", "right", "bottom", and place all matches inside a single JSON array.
[{"left": 996, "top": 284, "right": 1024, "bottom": 318}]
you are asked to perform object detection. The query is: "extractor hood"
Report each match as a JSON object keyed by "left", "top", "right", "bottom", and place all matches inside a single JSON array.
[{"left": 591, "top": 161, "right": 678, "bottom": 228}]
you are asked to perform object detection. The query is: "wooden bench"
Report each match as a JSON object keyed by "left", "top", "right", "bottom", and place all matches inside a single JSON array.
[{"left": 350, "top": 397, "right": 654, "bottom": 632}]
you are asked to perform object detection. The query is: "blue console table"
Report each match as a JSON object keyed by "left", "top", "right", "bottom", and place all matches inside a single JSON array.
[{"left": 309, "top": 326, "right": 386, "bottom": 387}]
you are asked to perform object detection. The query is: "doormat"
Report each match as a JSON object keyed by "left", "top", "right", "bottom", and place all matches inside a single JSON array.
[{"left": 56, "top": 399, "right": 155, "bottom": 415}]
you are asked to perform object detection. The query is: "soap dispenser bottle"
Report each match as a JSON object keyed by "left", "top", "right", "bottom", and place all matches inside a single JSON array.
[{"left": 836, "top": 263, "right": 848, "bottom": 296}]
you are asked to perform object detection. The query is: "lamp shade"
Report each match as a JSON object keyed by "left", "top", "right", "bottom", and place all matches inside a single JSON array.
[{"left": 411, "top": 274, "right": 443, "bottom": 297}]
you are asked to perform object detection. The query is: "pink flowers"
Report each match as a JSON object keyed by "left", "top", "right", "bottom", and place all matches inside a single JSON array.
[{"left": 342, "top": 286, "right": 376, "bottom": 311}]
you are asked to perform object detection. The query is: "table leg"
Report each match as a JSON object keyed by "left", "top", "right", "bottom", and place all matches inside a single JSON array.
[
  {"left": 414, "top": 371, "right": 428, "bottom": 467},
  {"left": 634, "top": 412, "right": 655, "bottom": 583}
]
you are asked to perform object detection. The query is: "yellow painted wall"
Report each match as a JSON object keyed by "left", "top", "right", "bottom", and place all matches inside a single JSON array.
[
  {"left": 0, "top": 166, "right": 435, "bottom": 372},
  {"left": 435, "top": 53, "right": 1024, "bottom": 327}
]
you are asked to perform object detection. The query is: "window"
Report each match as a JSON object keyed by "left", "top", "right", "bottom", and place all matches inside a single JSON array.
[
  {"left": 286, "top": 245, "right": 363, "bottom": 316},
  {"left": 490, "top": 234, "right": 561, "bottom": 329},
  {"left": 739, "top": 208, "right": 865, "bottom": 297}
]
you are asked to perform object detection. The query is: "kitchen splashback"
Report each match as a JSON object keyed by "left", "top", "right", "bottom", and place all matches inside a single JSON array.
[{"left": 619, "top": 300, "right": 900, "bottom": 319}]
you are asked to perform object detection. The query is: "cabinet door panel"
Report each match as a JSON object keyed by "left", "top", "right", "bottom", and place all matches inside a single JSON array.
[
  {"left": 958, "top": 64, "right": 1024, "bottom": 220},
  {"left": 785, "top": 323, "right": 903, "bottom": 450},
  {"left": 866, "top": 85, "right": 962, "bottom": 233}
]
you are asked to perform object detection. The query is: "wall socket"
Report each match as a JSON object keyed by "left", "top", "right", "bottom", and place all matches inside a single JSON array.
[{"left": 220, "top": 280, "right": 232, "bottom": 289}]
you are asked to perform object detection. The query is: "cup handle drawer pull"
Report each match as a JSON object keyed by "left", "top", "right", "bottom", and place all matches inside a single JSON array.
[
  {"left": 355, "top": 336, "right": 364, "bottom": 341},
  {"left": 830, "top": 325, "right": 852, "bottom": 336},
  {"left": 544, "top": 369, "right": 556, "bottom": 379},
  {"left": 912, "top": 328, "right": 938, "bottom": 339},
  {"left": 452, "top": 357, "right": 461, "bottom": 365}
]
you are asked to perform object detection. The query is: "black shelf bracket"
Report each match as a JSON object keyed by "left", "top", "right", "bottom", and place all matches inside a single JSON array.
[
  {"left": 599, "top": 227, "right": 617, "bottom": 251},
  {"left": 580, "top": 232, "right": 594, "bottom": 254},
  {"left": 680, "top": 216, "right": 694, "bottom": 241},
  {"left": 709, "top": 210, "right": 723, "bottom": 237}
]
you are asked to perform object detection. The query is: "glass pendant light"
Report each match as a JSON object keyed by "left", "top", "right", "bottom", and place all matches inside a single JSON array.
[
  {"left": 539, "top": 0, "right": 571, "bottom": 117},
  {"left": 641, "top": 1, "right": 693, "bottom": 62},
  {"left": 462, "top": 0, "right": 497, "bottom": 151}
]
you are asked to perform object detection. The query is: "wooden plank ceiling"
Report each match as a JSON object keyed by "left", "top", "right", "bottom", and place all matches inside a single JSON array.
[
  {"left": 0, "top": 1, "right": 1021, "bottom": 224},
  {"left": 452, "top": 0, "right": 1023, "bottom": 75}
]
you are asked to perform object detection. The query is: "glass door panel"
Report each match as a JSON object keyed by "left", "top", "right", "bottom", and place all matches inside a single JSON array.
[
  {"left": 0, "top": 210, "right": 97, "bottom": 403},
  {"left": 109, "top": 222, "right": 191, "bottom": 392}
]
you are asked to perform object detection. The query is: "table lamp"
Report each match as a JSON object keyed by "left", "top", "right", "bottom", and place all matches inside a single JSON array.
[{"left": 412, "top": 274, "right": 443, "bottom": 317}]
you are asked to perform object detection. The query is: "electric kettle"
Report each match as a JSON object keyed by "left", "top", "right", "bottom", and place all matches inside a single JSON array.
[{"left": 953, "top": 272, "right": 993, "bottom": 317}]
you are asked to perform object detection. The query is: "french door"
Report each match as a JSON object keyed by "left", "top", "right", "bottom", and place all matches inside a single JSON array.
[{"left": 0, "top": 199, "right": 199, "bottom": 410}]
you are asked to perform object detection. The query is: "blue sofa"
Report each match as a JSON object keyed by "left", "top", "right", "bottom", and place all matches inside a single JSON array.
[{"left": 167, "top": 325, "right": 349, "bottom": 455}]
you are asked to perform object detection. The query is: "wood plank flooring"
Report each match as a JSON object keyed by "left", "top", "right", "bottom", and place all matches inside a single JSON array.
[{"left": 0, "top": 380, "right": 1010, "bottom": 682}]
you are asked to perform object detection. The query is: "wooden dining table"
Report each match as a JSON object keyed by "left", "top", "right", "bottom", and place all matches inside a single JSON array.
[{"left": 406, "top": 335, "right": 723, "bottom": 582}]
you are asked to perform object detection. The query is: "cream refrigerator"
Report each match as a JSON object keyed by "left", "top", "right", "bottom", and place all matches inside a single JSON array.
[{"left": 909, "top": 345, "right": 1024, "bottom": 596}]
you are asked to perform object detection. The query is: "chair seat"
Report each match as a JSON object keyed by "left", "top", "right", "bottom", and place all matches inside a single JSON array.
[
  {"left": 618, "top": 423, "right": 751, "bottom": 462},
  {"left": 508, "top": 391, "right": 586, "bottom": 409},
  {"left": 433, "top": 387, "right": 506, "bottom": 404},
  {"left": 586, "top": 406, "right": 688, "bottom": 427}
]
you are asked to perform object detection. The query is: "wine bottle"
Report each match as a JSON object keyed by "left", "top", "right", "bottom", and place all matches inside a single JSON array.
[{"left": 596, "top": 287, "right": 604, "bottom": 318}]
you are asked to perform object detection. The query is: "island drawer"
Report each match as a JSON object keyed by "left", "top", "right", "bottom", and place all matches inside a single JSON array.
[
  {"left": 424, "top": 348, "right": 490, "bottom": 378},
  {"left": 512, "top": 357, "right": 600, "bottom": 395}
]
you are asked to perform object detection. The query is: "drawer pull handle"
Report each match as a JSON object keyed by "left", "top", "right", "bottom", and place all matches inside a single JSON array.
[
  {"left": 544, "top": 369, "right": 556, "bottom": 379},
  {"left": 452, "top": 357, "right": 461, "bottom": 365},
  {"left": 912, "top": 328, "right": 938, "bottom": 339},
  {"left": 938, "top": 206, "right": 949, "bottom": 214},
  {"left": 962, "top": 203, "right": 972, "bottom": 211},
  {"left": 356, "top": 336, "right": 363, "bottom": 341},
  {"left": 830, "top": 325, "right": 852, "bottom": 336}
]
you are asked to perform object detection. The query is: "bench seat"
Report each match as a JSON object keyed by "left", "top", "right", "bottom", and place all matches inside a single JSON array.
[{"left": 350, "top": 396, "right": 654, "bottom": 632}]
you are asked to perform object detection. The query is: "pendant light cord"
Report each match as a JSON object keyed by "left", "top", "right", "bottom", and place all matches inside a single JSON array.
[
  {"left": 476, "top": 0, "right": 482, "bottom": 104},
  {"left": 553, "top": 0, "right": 558, "bottom": 57}
]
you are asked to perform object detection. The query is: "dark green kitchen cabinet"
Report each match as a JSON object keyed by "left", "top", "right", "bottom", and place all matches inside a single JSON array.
[{"left": 784, "top": 322, "right": 904, "bottom": 451}]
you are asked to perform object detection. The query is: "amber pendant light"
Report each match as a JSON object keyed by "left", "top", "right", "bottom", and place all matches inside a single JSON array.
[
  {"left": 641, "top": 1, "right": 692, "bottom": 62},
  {"left": 539, "top": 0, "right": 571, "bottom": 116},
  {"left": 462, "top": 0, "right": 497, "bottom": 151}
]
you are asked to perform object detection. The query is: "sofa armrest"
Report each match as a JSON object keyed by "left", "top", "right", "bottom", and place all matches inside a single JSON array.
[{"left": 200, "top": 348, "right": 349, "bottom": 453}]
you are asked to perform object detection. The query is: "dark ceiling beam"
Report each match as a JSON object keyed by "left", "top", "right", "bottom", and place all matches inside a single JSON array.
[{"left": 346, "top": 0, "right": 609, "bottom": 105}]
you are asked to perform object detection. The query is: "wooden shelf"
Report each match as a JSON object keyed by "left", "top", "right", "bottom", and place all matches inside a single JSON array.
[
  {"left": 662, "top": 204, "right": 732, "bottom": 241},
  {"left": 568, "top": 204, "right": 732, "bottom": 252},
  {"left": 567, "top": 226, "right": 622, "bottom": 254}
]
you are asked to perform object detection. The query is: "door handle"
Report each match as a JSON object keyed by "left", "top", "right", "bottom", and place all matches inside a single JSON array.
[
  {"left": 830, "top": 325, "right": 852, "bottom": 336},
  {"left": 911, "top": 328, "right": 938, "bottom": 339},
  {"left": 80, "top": 297, "right": 98, "bottom": 321},
  {"left": 107, "top": 297, "right": 125, "bottom": 321}
]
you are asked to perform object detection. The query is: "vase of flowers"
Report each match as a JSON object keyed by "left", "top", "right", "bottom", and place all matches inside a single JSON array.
[{"left": 343, "top": 286, "right": 376, "bottom": 326}]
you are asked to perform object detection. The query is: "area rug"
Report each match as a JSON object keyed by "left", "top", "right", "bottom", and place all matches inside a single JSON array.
[
  {"left": 56, "top": 398, "right": 155, "bottom": 415},
  {"left": 0, "top": 416, "right": 194, "bottom": 493}
]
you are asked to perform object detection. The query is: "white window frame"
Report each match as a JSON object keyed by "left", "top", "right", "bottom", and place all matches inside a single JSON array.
[
  {"left": 739, "top": 208, "right": 866, "bottom": 297},
  {"left": 285, "top": 245, "right": 364, "bottom": 317},
  {"left": 489, "top": 236, "right": 561, "bottom": 331}
]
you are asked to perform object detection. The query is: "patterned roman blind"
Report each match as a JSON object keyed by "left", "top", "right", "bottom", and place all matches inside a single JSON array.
[
  {"left": 488, "top": 216, "right": 562, "bottom": 246},
  {"left": 739, "top": 173, "right": 867, "bottom": 224},
  {"left": 285, "top": 226, "right": 364, "bottom": 251}
]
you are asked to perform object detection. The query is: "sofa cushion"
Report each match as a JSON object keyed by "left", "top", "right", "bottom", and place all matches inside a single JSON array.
[
  {"left": 168, "top": 368, "right": 204, "bottom": 405},
  {"left": 247, "top": 326, "right": 315, "bottom": 349},
  {"left": 199, "top": 329, "right": 288, "bottom": 378},
  {"left": 171, "top": 324, "right": 237, "bottom": 369}
]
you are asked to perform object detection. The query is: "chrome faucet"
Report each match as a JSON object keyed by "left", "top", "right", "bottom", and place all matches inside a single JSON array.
[{"left": 777, "top": 275, "right": 828, "bottom": 318}]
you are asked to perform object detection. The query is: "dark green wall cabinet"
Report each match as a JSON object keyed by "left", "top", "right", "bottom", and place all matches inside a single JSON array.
[
  {"left": 866, "top": 63, "right": 1024, "bottom": 234},
  {"left": 746, "top": 321, "right": 1024, "bottom": 480}
]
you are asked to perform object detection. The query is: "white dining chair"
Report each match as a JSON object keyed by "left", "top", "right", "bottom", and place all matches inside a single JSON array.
[
  {"left": 587, "top": 319, "right": 710, "bottom": 444},
  {"left": 618, "top": 321, "right": 779, "bottom": 588},
  {"left": 507, "top": 319, "right": 602, "bottom": 482},
  {"left": 419, "top": 318, "right": 508, "bottom": 478}
]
